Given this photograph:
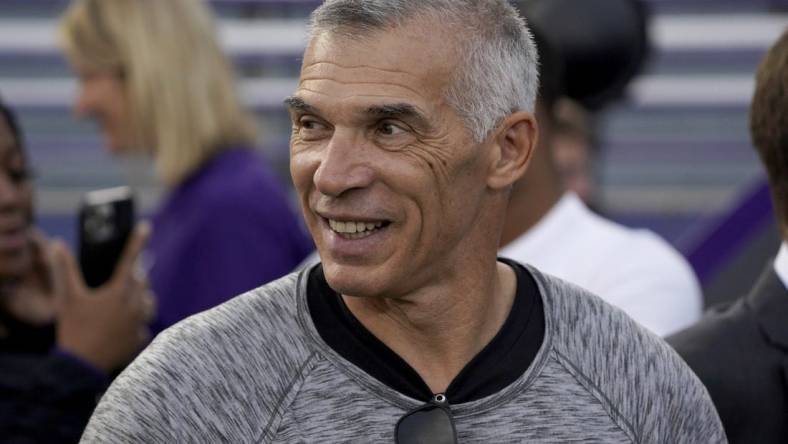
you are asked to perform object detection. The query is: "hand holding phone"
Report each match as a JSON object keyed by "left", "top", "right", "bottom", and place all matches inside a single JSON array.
[{"left": 51, "top": 224, "right": 153, "bottom": 372}]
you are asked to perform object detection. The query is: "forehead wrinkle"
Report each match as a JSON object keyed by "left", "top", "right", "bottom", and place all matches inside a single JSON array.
[
  {"left": 295, "top": 87, "right": 416, "bottom": 102},
  {"left": 298, "top": 77, "right": 427, "bottom": 101},
  {"left": 301, "top": 61, "right": 424, "bottom": 79},
  {"left": 296, "top": 87, "right": 426, "bottom": 109}
]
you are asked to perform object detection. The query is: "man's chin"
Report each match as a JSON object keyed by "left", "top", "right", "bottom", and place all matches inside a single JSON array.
[{"left": 321, "top": 262, "right": 386, "bottom": 298}]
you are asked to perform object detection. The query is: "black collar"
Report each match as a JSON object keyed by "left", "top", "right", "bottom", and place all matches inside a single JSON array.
[{"left": 307, "top": 258, "right": 544, "bottom": 404}]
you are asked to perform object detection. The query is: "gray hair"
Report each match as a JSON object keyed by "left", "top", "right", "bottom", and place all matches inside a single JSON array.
[{"left": 308, "top": 0, "right": 539, "bottom": 143}]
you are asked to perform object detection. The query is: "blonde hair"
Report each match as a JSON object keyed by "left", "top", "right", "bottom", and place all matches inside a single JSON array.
[{"left": 59, "top": 0, "right": 257, "bottom": 186}]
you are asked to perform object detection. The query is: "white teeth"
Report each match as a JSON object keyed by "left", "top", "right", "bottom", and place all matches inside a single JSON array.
[{"left": 328, "top": 219, "right": 386, "bottom": 237}]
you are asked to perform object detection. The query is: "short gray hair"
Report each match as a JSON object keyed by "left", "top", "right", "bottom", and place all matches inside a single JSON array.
[{"left": 308, "top": 0, "right": 539, "bottom": 142}]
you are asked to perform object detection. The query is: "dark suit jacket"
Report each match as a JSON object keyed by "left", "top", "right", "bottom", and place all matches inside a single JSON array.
[{"left": 669, "top": 266, "right": 788, "bottom": 443}]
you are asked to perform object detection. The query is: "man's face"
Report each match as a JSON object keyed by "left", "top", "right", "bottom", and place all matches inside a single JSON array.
[{"left": 289, "top": 24, "right": 495, "bottom": 298}]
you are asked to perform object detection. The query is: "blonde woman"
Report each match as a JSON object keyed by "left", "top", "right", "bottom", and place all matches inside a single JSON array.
[{"left": 60, "top": 0, "right": 313, "bottom": 335}]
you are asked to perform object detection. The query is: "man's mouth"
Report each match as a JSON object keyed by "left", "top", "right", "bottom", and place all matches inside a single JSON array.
[{"left": 327, "top": 219, "right": 390, "bottom": 240}]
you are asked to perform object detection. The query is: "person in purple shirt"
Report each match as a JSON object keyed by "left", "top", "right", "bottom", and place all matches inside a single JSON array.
[
  {"left": 148, "top": 147, "right": 313, "bottom": 334},
  {"left": 59, "top": 0, "right": 313, "bottom": 335}
]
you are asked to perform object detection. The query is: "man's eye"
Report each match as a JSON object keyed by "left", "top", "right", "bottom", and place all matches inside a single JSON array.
[
  {"left": 297, "top": 118, "right": 328, "bottom": 132},
  {"left": 300, "top": 119, "right": 323, "bottom": 130},
  {"left": 295, "top": 117, "right": 330, "bottom": 141},
  {"left": 378, "top": 121, "right": 406, "bottom": 136}
]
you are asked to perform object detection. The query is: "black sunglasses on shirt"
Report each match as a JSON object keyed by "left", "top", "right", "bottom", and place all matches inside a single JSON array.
[{"left": 395, "top": 394, "right": 458, "bottom": 444}]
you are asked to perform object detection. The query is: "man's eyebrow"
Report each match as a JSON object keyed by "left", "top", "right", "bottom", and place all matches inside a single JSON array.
[
  {"left": 283, "top": 96, "right": 320, "bottom": 115},
  {"left": 365, "top": 103, "right": 431, "bottom": 130}
]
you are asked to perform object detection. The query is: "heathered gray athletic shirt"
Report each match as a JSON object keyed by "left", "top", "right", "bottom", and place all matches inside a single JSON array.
[{"left": 81, "top": 265, "right": 726, "bottom": 443}]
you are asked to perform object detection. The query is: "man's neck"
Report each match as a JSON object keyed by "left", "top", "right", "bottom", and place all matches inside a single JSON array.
[{"left": 341, "top": 261, "right": 517, "bottom": 394}]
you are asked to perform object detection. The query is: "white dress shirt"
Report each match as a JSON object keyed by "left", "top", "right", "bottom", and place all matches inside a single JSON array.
[
  {"left": 773, "top": 242, "right": 788, "bottom": 290},
  {"left": 500, "top": 192, "right": 702, "bottom": 336}
]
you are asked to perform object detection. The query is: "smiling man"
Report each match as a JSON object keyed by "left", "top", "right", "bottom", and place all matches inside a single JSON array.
[{"left": 80, "top": 1, "right": 724, "bottom": 442}]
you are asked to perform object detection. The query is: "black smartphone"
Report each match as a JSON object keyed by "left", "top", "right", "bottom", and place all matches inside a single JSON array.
[{"left": 78, "top": 186, "right": 135, "bottom": 288}]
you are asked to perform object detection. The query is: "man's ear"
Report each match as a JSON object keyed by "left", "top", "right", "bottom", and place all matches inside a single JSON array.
[{"left": 486, "top": 111, "right": 538, "bottom": 190}]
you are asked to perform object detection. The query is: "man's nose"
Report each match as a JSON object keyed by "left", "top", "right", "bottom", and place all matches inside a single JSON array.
[{"left": 313, "top": 131, "right": 375, "bottom": 197}]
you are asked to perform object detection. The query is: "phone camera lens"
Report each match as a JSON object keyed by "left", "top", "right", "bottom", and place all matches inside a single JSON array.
[{"left": 83, "top": 203, "right": 116, "bottom": 243}]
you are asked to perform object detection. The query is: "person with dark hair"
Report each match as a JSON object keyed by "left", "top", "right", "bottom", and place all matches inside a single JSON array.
[
  {"left": 669, "top": 29, "right": 788, "bottom": 443},
  {"left": 0, "top": 99, "right": 152, "bottom": 442},
  {"left": 499, "top": 17, "right": 702, "bottom": 338},
  {"left": 80, "top": 2, "right": 723, "bottom": 442}
]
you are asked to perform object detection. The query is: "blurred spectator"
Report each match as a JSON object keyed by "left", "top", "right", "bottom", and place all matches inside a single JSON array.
[
  {"left": 669, "top": 28, "right": 788, "bottom": 443},
  {"left": 517, "top": 0, "right": 648, "bottom": 206},
  {"left": 499, "top": 25, "right": 702, "bottom": 337},
  {"left": 520, "top": 0, "right": 649, "bottom": 110},
  {"left": 551, "top": 98, "right": 596, "bottom": 204},
  {"left": 0, "top": 99, "right": 151, "bottom": 442},
  {"left": 59, "top": 0, "right": 313, "bottom": 335}
]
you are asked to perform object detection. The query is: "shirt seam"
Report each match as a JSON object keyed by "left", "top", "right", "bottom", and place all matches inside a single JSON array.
[
  {"left": 257, "top": 351, "right": 321, "bottom": 443},
  {"left": 315, "top": 347, "right": 420, "bottom": 410},
  {"left": 553, "top": 349, "right": 639, "bottom": 443}
]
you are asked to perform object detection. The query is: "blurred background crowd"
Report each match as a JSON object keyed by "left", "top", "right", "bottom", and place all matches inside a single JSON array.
[
  {"left": 0, "top": 0, "right": 787, "bottom": 441},
  {"left": 1, "top": 0, "right": 786, "bottom": 306}
]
